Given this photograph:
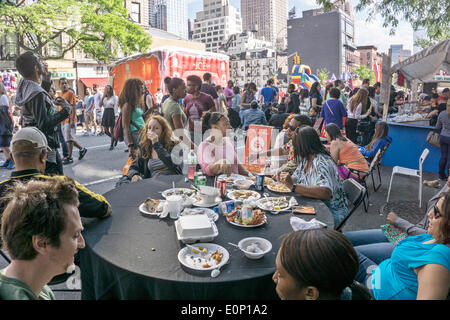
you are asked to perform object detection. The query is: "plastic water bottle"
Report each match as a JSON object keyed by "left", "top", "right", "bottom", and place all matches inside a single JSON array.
[{"left": 187, "top": 149, "right": 197, "bottom": 181}]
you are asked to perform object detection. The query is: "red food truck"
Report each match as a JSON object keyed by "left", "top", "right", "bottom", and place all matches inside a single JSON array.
[{"left": 108, "top": 46, "right": 230, "bottom": 96}]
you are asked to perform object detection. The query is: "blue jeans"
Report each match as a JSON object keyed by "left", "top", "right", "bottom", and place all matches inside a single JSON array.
[
  {"left": 57, "top": 124, "right": 69, "bottom": 158},
  {"left": 344, "top": 229, "right": 395, "bottom": 287},
  {"left": 439, "top": 135, "right": 450, "bottom": 179}
]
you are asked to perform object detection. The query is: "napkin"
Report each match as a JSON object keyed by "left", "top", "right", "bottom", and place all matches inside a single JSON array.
[
  {"left": 289, "top": 197, "right": 298, "bottom": 206},
  {"left": 290, "top": 217, "right": 325, "bottom": 231},
  {"left": 159, "top": 202, "right": 169, "bottom": 218}
]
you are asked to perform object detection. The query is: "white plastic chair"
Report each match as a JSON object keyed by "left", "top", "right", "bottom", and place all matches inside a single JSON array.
[{"left": 386, "top": 148, "right": 430, "bottom": 207}]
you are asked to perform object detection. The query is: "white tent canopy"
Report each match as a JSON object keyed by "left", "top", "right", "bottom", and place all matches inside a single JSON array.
[{"left": 391, "top": 39, "right": 450, "bottom": 84}]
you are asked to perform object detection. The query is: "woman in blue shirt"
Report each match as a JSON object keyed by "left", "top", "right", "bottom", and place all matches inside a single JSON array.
[
  {"left": 355, "top": 192, "right": 450, "bottom": 300},
  {"left": 358, "top": 121, "right": 392, "bottom": 163},
  {"left": 320, "top": 88, "right": 348, "bottom": 129}
]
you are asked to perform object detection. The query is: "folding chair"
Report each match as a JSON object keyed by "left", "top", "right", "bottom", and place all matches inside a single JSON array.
[
  {"left": 347, "top": 149, "right": 383, "bottom": 212},
  {"left": 386, "top": 148, "right": 429, "bottom": 208},
  {"left": 335, "top": 179, "right": 367, "bottom": 232}
]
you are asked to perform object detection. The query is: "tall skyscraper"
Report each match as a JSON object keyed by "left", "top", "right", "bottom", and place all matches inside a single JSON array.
[
  {"left": 192, "top": 0, "right": 242, "bottom": 53},
  {"left": 390, "top": 44, "right": 411, "bottom": 65},
  {"left": 240, "top": 0, "right": 288, "bottom": 49},
  {"left": 149, "top": 0, "right": 188, "bottom": 39},
  {"left": 287, "top": 2, "right": 358, "bottom": 77}
]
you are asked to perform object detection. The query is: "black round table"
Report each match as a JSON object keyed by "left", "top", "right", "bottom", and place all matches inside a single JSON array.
[{"left": 80, "top": 175, "right": 333, "bottom": 300}]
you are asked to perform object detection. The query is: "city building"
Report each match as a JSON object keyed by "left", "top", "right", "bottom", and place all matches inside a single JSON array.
[
  {"left": 149, "top": 0, "right": 188, "bottom": 39},
  {"left": 222, "top": 31, "right": 277, "bottom": 87},
  {"left": 192, "top": 0, "right": 242, "bottom": 53},
  {"left": 241, "top": 0, "right": 288, "bottom": 50},
  {"left": 230, "top": 48, "right": 277, "bottom": 88},
  {"left": 357, "top": 45, "right": 383, "bottom": 70},
  {"left": 188, "top": 19, "right": 195, "bottom": 40},
  {"left": 390, "top": 44, "right": 411, "bottom": 65},
  {"left": 125, "top": 0, "right": 150, "bottom": 30},
  {"left": 221, "top": 31, "right": 273, "bottom": 56},
  {"left": 287, "top": 1, "right": 357, "bottom": 78}
]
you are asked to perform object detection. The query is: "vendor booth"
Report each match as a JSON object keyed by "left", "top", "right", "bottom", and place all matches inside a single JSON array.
[{"left": 381, "top": 39, "right": 450, "bottom": 173}]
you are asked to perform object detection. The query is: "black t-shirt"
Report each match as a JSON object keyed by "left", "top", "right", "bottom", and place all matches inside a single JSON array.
[
  {"left": 268, "top": 112, "right": 290, "bottom": 130},
  {"left": 200, "top": 83, "right": 218, "bottom": 100},
  {"left": 286, "top": 92, "right": 300, "bottom": 114}
]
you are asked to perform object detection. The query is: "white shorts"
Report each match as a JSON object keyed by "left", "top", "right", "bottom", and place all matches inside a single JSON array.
[{"left": 62, "top": 123, "right": 76, "bottom": 142}]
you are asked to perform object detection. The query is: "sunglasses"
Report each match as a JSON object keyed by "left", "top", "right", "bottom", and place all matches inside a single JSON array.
[
  {"left": 433, "top": 205, "right": 442, "bottom": 219},
  {"left": 287, "top": 125, "right": 296, "bottom": 131}
]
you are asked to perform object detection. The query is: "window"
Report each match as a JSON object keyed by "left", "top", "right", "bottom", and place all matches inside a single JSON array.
[
  {"left": 130, "top": 2, "right": 140, "bottom": 23},
  {"left": 96, "top": 66, "right": 104, "bottom": 75},
  {"left": 213, "top": 31, "right": 218, "bottom": 35}
]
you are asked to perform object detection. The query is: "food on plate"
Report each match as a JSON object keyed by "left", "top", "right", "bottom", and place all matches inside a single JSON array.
[
  {"left": 224, "top": 207, "right": 267, "bottom": 226},
  {"left": 144, "top": 198, "right": 163, "bottom": 213},
  {"left": 202, "top": 263, "right": 211, "bottom": 268},
  {"left": 211, "top": 250, "right": 223, "bottom": 264},
  {"left": 165, "top": 188, "right": 196, "bottom": 197},
  {"left": 260, "top": 197, "right": 290, "bottom": 211},
  {"left": 225, "top": 177, "right": 235, "bottom": 183},
  {"left": 229, "top": 190, "right": 259, "bottom": 200},
  {"left": 190, "top": 246, "right": 208, "bottom": 254},
  {"left": 268, "top": 183, "right": 291, "bottom": 192}
]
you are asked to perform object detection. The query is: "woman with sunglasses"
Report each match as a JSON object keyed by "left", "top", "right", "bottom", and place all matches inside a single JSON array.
[
  {"left": 277, "top": 126, "right": 349, "bottom": 226},
  {"left": 197, "top": 111, "right": 250, "bottom": 176},
  {"left": 251, "top": 115, "right": 312, "bottom": 174},
  {"left": 354, "top": 192, "right": 450, "bottom": 300}
]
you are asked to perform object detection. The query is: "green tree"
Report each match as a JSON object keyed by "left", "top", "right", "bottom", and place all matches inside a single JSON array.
[
  {"left": 354, "top": 65, "right": 375, "bottom": 84},
  {"left": 0, "top": 0, "right": 152, "bottom": 62},
  {"left": 316, "top": 68, "right": 330, "bottom": 84},
  {"left": 316, "top": 0, "right": 450, "bottom": 49}
]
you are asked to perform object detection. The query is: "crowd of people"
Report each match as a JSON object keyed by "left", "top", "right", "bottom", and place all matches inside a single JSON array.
[{"left": 0, "top": 51, "right": 449, "bottom": 300}]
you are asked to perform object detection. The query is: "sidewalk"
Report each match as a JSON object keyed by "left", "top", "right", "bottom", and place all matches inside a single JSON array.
[{"left": 0, "top": 164, "right": 442, "bottom": 300}]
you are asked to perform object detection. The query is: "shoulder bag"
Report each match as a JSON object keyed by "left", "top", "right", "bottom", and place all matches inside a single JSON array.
[{"left": 426, "top": 130, "right": 440, "bottom": 148}]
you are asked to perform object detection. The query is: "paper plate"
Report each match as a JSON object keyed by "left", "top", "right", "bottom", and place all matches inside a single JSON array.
[
  {"left": 267, "top": 183, "right": 291, "bottom": 193},
  {"left": 227, "top": 190, "right": 261, "bottom": 201},
  {"left": 178, "top": 243, "right": 229, "bottom": 272},
  {"left": 217, "top": 174, "right": 246, "bottom": 184},
  {"left": 139, "top": 201, "right": 166, "bottom": 217},
  {"left": 257, "top": 197, "right": 291, "bottom": 213},
  {"left": 191, "top": 195, "right": 222, "bottom": 208},
  {"left": 161, "top": 188, "right": 196, "bottom": 199}
]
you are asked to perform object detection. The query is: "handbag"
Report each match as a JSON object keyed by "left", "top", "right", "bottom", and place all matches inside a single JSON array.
[{"left": 426, "top": 131, "right": 440, "bottom": 148}]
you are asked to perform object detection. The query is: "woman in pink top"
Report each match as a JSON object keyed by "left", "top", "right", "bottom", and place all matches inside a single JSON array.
[
  {"left": 198, "top": 111, "right": 250, "bottom": 176},
  {"left": 324, "top": 123, "right": 368, "bottom": 182}
]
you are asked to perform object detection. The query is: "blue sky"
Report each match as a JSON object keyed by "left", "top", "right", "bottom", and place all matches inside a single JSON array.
[{"left": 187, "top": 0, "right": 413, "bottom": 54}]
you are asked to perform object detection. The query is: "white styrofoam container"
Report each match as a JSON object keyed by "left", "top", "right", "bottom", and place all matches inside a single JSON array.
[{"left": 175, "top": 214, "right": 219, "bottom": 244}]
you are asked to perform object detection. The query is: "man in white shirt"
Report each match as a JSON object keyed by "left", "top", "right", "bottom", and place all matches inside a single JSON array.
[{"left": 93, "top": 84, "right": 104, "bottom": 135}]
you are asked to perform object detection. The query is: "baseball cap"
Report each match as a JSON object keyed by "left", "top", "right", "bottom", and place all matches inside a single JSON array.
[{"left": 11, "top": 127, "right": 51, "bottom": 151}]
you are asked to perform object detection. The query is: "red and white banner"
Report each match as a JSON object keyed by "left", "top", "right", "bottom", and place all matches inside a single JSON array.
[{"left": 243, "top": 125, "right": 273, "bottom": 173}]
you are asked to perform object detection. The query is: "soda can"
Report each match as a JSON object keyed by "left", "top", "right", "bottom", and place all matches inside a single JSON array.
[
  {"left": 196, "top": 175, "right": 207, "bottom": 188},
  {"left": 217, "top": 179, "right": 227, "bottom": 197},
  {"left": 255, "top": 174, "right": 265, "bottom": 191}
]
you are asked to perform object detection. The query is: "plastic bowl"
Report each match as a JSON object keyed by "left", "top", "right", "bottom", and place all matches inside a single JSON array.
[
  {"left": 234, "top": 179, "right": 253, "bottom": 190},
  {"left": 238, "top": 237, "right": 272, "bottom": 260},
  {"left": 198, "top": 186, "right": 219, "bottom": 203}
]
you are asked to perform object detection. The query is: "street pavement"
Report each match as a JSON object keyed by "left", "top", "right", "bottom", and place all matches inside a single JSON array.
[{"left": 0, "top": 125, "right": 443, "bottom": 299}]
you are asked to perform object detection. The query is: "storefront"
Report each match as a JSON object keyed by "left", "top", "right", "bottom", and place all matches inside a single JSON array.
[
  {"left": 46, "top": 60, "right": 77, "bottom": 93},
  {"left": 76, "top": 62, "right": 109, "bottom": 97}
]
